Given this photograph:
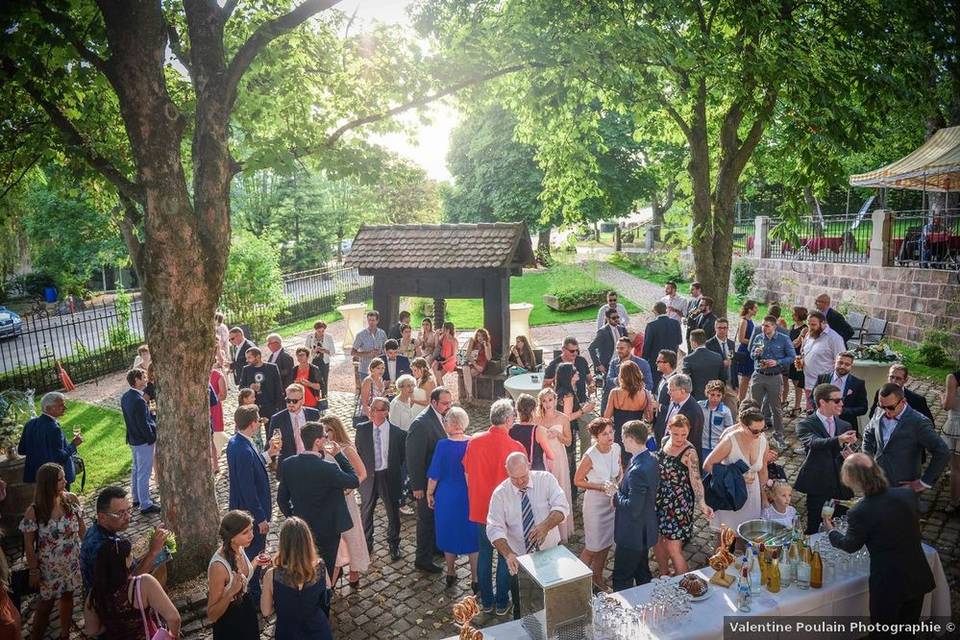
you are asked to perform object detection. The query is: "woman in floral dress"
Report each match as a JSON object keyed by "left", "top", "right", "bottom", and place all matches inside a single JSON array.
[
  {"left": 653, "top": 415, "right": 712, "bottom": 577},
  {"left": 21, "top": 462, "right": 85, "bottom": 640}
]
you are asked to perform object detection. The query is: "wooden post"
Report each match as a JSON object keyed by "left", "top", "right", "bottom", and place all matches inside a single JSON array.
[
  {"left": 372, "top": 278, "right": 399, "bottom": 332},
  {"left": 483, "top": 274, "right": 510, "bottom": 359},
  {"left": 433, "top": 297, "right": 446, "bottom": 328}
]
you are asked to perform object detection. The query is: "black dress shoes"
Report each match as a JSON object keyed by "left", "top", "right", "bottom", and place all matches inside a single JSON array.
[
  {"left": 390, "top": 545, "right": 402, "bottom": 562},
  {"left": 415, "top": 561, "right": 442, "bottom": 574}
]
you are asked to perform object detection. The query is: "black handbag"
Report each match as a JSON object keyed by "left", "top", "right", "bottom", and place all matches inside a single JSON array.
[
  {"left": 72, "top": 455, "right": 86, "bottom": 493},
  {"left": 732, "top": 351, "right": 748, "bottom": 366}
]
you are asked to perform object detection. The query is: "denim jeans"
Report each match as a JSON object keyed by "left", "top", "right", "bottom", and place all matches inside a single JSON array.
[
  {"left": 477, "top": 524, "right": 510, "bottom": 609},
  {"left": 130, "top": 443, "right": 155, "bottom": 510}
]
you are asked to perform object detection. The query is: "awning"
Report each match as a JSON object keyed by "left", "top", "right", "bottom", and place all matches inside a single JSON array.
[{"left": 849, "top": 125, "right": 960, "bottom": 191}]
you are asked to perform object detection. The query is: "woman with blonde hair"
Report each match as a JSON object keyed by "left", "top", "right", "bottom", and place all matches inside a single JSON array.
[
  {"left": 324, "top": 415, "right": 370, "bottom": 590},
  {"left": 534, "top": 388, "right": 574, "bottom": 541},
  {"left": 603, "top": 360, "right": 654, "bottom": 467},
  {"left": 359, "top": 357, "right": 387, "bottom": 418},
  {"left": 20, "top": 462, "right": 84, "bottom": 640},
  {"left": 410, "top": 357, "right": 436, "bottom": 410},
  {"left": 462, "top": 328, "right": 492, "bottom": 404},
  {"left": 207, "top": 510, "right": 260, "bottom": 640},
  {"left": 261, "top": 517, "right": 333, "bottom": 640},
  {"left": 419, "top": 317, "right": 438, "bottom": 365}
]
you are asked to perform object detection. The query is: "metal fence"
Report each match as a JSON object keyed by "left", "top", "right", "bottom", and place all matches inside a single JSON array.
[
  {"left": 0, "top": 266, "right": 373, "bottom": 394},
  {"left": 891, "top": 210, "right": 960, "bottom": 270},
  {"left": 767, "top": 214, "right": 873, "bottom": 264},
  {"left": 0, "top": 299, "right": 144, "bottom": 393}
]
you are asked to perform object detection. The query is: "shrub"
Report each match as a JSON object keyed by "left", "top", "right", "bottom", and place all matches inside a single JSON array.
[
  {"left": 14, "top": 272, "right": 56, "bottom": 299},
  {"left": 554, "top": 286, "right": 606, "bottom": 309},
  {"left": 534, "top": 246, "right": 555, "bottom": 268},
  {"left": 732, "top": 261, "right": 755, "bottom": 300},
  {"left": 917, "top": 330, "right": 958, "bottom": 368},
  {"left": 220, "top": 233, "right": 285, "bottom": 340},
  {"left": 106, "top": 286, "right": 134, "bottom": 348}
]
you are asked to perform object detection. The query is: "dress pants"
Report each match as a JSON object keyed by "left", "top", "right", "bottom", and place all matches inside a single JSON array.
[
  {"left": 803, "top": 494, "right": 848, "bottom": 535},
  {"left": 315, "top": 358, "right": 330, "bottom": 399},
  {"left": 612, "top": 545, "right": 652, "bottom": 592},
  {"left": 130, "top": 443, "right": 155, "bottom": 510},
  {"left": 360, "top": 470, "right": 400, "bottom": 553},
  {"left": 477, "top": 525, "right": 511, "bottom": 609},
  {"left": 415, "top": 494, "right": 436, "bottom": 565},
  {"left": 750, "top": 372, "right": 784, "bottom": 435},
  {"left": 314, "top": 532, "right": 340, "bottom": 582},
  {"left": 870, "top": 591, "right": 924, "bottom": 635}
]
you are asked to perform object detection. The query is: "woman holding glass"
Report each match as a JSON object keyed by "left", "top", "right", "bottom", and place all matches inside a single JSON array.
[
  {"left": 704, "top": 407, "right": 769, "bottom": 535},
  {"left": 359, "top": 357, "right": 387, "bottom": 418},
  {"left": 323, "top": 415, "right": 370, "bottom": 591},
  {"left": 432, "top": 322, "right": 459, "bottom": 387},
  {"left": 420, "top": 318, "right": 438, "bottom": 366},
  {"left": 534, "top": 388, "right": 574, "bottom": 541},
  {"left": 574, "top": 418, "right": 622, "bottom": 592},
  {"left": 462, "top": 328, "right": 492, "bottom": 404}
]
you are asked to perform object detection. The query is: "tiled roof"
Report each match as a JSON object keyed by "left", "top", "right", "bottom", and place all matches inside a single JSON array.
[{"left": 345, "top": 223, "right": 535, "bottom": 271}]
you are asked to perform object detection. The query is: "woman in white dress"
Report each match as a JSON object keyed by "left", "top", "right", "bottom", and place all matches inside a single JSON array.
[
  {"left": 941, "top": 369, "right": 960, "bottom": 513},
  {"left": 410, "top": 357, "right": 435, "bottom": 411},
  {"left": 389, "top": 375, "right": 421, "bottom": 431},
  {"left": 533, "top": 388, "right": 574, "bottom": 542},
  {"left": 323, "top": 415, "right": 370, "bottom": 590},
  {"left": 574, "top": 417, "right": 622, "bottom": 592},
  {"left": 704, "top": 407, "right": 769, "bottom": 534},
  {"left": 359, "top": 358, "right": 386, "bottom": 418}
]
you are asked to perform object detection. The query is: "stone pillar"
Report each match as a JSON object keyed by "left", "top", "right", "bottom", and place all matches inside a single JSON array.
[
  {"left": 869, "top": 208, "right": 893, "bottom": 267},
  {"left": 754, "top": 216, "right": 771, "bottom": 259},
  {"left": 645, "top": 226, "right": 656, "bottom": 251}
]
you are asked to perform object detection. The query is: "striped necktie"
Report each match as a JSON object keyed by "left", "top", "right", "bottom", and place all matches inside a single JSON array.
[{"left": 519, "top": 487, "right": 536, "bottom": 553}]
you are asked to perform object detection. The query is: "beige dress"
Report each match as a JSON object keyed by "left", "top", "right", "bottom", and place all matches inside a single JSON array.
[
  {"left": 335, "top": 449, "right": 370, "bottom": 573},
  {"left": 544, "top": 426, "right": 574, "bottom": 541}
]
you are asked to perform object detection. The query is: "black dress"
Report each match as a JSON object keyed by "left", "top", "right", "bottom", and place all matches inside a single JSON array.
[
  {"left": 210, "top": 551, "right": 259, "bottom": 640},
  {"left": 509, "top": 423, "right": 546, "bottom": 470},
  {"left": 788, "top": 324, "right": 806, "bottom": 387}
]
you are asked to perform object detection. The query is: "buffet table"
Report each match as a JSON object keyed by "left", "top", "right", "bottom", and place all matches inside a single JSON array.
[{"left": 447, "top": 540, "right": 950, "bottom": 640}]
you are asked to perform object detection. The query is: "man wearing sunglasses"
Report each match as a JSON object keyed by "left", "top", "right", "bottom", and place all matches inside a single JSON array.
[
  {"left": 863, "top": 383, "right": 949, "bottom": 493},
  {"left": 867, "top": 364, "right": 934, "bottom": 423},
  {"left": 270, "top": 383, "right": 321, "bottom": 476},
  {"left": 794, "top": 384, "right": 858, "bottom": 534}
]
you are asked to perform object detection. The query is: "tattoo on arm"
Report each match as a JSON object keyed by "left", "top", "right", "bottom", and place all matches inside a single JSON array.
[{"left": 685, "top": 449, "right": 705, "bottom": 504}]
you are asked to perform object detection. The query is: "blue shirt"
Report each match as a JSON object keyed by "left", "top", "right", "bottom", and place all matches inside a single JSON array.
[
  {"left": 699, "top": 400, "right": 733, "bottom": 450},
  {"left": 748, "top": 330, "right": 796, "bottom": 371},
  {"left": 606, "top": 355, "right": 654, "bottom": 391},
  {"left": 81, "top": 524, "right": 116, "bottom": 592},
  {"left": 353, "top": 327, "right": 386, "bottom": 374}
]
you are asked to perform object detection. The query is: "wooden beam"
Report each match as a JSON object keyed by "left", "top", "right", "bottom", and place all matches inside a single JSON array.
[{"left": 482, "top": 274, "right": 510, "bottom": 358}]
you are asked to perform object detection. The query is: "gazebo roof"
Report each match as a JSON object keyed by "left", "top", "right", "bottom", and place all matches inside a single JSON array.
[
  {"left": 849, "top": 125, "right": 960, "bottom": 192},
  {"left": 345, "top": 223, "right": 535, "bottom": 272}
]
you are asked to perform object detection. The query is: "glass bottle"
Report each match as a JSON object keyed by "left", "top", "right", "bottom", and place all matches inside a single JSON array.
[
  {"left": 737, "top": 565, "right": 752, "bottom": 612},
  {"left": 749, "top": 548, "right": 762, "bottom": 596},
  {"left": 780, "top": 542, "right": 792, "bottom": 587},
  {"left": 767, "top": 550, "right": 781, "bottom": 593},
  {"left": 796, "top": 541, "right": 811, "bottom": 589},
  {"left": 810, "top": 541, "right": 824, "bottom": 589},
  {"left": 758, "top": 543, "right": 768, "bottom": 585}
]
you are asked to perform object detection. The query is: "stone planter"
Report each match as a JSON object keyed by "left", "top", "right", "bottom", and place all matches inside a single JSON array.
[{"left": 542, "top": 294, "right": 597, "bottom": 312}]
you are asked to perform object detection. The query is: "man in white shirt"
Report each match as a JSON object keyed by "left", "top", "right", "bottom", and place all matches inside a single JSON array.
[
  {"left": 487, "top": 451, "right": 569, "bottom": 618},
  {"left": 595, "top": 290, "right": 629, "bottom": 331},
  {"left": 265, "top": 333, "right": 295, "bottom": 388},
  {"left": 659, "top": 281, "right": 686, "bottom": 322},
  {"left": 306, "top": 320, "right": 336, "bottom": 398},
  {"left": 800, "top": 311, "right": 846, "bottom": 402},
  {"left": 270, "top": 383, "right": 321, "bottom": 474},
  {"left": 357, "top": 397, "right": 406, "bottom": 561}
]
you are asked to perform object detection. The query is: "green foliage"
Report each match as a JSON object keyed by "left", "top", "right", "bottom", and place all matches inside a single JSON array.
[
  {"left": 917, "top": 330, "right": 959, "bottom": 369},
  {"left": 11, "top": 272, "right": 56, "bottom": 299},
  {"left": 732, "top": 262, "right": 757, "bottom": 301},
  {"left": 551, "top": 286, "right": 606, "bottom": 310},
  {"left": 609, "top": 252, "right": 688, "bottom": 288},
  {"left": 106, "top": 286, "right": 135, "bottom": 348},
  {"left": 220, "top": 233, "right": 286, "bottom": 340}
]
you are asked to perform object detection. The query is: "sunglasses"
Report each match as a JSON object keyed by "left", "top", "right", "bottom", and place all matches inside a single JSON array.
[
  {"left": 747, "top": 426, "right": 765, "bottom": 435},
  {"left": 285, "top": 397, "right": 302, "bottom": 404},
  {"left": 879, "top": 402, "right": 901, "bottom": 412},
  {"left": 564, "top": 347, "right": 579, "bottom": 353},
  {"left": 824, "top": 398, "right": 843, "bottom": 404}
]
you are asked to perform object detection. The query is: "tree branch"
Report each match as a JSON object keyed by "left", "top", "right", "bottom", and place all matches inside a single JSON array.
[
  {"left": 224, "top": 0, "right": 341, "bottom": 109},
  {"left": 116, "top": 193, "right": 146, "bottom": 286},
  {"left": 222, "top": 0, "right": 239, "bottom": 19},
  {"left": 164, "top": 18, "right": 193, "bottom": 79},
  {"left": 0, "top": 56, "right": 144, "bottom": 204},
  {"left": 731, "top": 85, "right": 779, "bottom": 173},
  {"left": 34, "top": 2, "right": 114, "bottom": 82},
  {"left": 641, "top": 71, "right": 692, "bottom": 140},
  {"left": 0, "top": 153, "right": 41, "bottom": 201}
]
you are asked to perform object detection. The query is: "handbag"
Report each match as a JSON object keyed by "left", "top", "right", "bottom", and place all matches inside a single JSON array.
[
  {"left": 732, "top": 350, "right": 748, "bottom": 366},
  {"left": 136, "top": 575, "right": 175, "bottom": 640}
]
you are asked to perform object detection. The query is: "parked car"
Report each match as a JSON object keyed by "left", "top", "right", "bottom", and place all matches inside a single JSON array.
[{"left": 0, "top": 306, "right": 23, "bottom": 339}]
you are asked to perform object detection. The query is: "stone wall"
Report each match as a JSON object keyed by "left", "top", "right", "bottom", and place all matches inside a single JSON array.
[{"left": 742, "top": 257, "right": 960, "bottom": 345}]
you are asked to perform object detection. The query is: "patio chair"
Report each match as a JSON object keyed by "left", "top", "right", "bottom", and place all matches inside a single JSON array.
[
  {"left": 845, "top": 311, "right": 866, "bottom": 343},
  {"left": 859, "top": 317, "right": 888, "bottom": 346},
  {"left": 898, "top": 226, "right": 923, "bottom": 263}
]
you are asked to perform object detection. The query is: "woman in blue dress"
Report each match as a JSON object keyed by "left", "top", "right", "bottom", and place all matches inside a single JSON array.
[
  {"left": 427, "top": 406, "right": 479, "bottom": 591},
  {"left": 735, "top": 300, "right": 759, "bottom": 402},
  {"left": 260, "top": 517, "right": 333, "bottom": 640}
]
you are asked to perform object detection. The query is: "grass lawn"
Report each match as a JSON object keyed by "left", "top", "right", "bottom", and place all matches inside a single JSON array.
[
  {"left": 608, "top": 253, "right": 690, "bottom": 287},
  {"left": 276, "top": 306, "right": 355, "bottom": 338},
  {"left": 410, "top": 266, "right": 640, "bottom": 330},
  {"left": 58, "top": 400, "right": 130, "bottom": 495}
]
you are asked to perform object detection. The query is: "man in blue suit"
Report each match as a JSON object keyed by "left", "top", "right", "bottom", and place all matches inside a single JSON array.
[
  {"left": 227, "top": 404, "right": 280, "bottom": 559},
  {"left": 380, "top": 339, "right": 412, "bottom": 392},
  {"left": 18, "top": 391, "right": 81, "bottom": 488},
  {"left": 120, "top": 368, "right": 159, "bottom": 514},
  {"left": 612, "top": 419, "right": 659, "bottom": 592},
  {"left": 642, "top": 301, "right": 683, "bottom": 388},
  {"left": 268, "top": 383, "right": 320, "bottom": 475}
]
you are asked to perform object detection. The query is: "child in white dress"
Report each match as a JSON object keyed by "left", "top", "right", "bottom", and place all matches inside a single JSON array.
[{"left": 761, "top": 480, "right": 797, "bottom": 528}]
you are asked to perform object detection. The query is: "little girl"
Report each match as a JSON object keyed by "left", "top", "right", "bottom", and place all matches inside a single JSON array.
[{"left": 761, "top": 480, "right": 797, "bottom": 528}]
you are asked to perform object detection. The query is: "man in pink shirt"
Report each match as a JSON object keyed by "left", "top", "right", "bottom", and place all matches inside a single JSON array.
[{"left": 462, "top": 398, "right": 525, "bottom": 615}]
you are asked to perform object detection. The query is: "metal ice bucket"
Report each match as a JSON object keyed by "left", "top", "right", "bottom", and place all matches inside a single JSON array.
[
  {"left": 736, "top": 519, "right": 791, "bottom": 545},
  {"left": 517, "top": 545, "right": 592, "bottom": 640}
]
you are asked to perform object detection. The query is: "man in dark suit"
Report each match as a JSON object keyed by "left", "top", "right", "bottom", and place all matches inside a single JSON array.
[
  {"left": 264, "top": 333, "right": 295, "bottom": 388},
  {"left": 277, "top": 420, "right": 359, "bottom": 574},
  {"left": 642, "top": 301, "right": 683, "bottom": 388},
  {"left": 588, "top": 307, "right": 628, "bottom": 379},
  {"left": 705, "top": 319, "right": 739, "bottom": 416},
  {"left": 867, "top": 364, "right": 934, "bottom": 422},
  {"left": 825, "top": 453, "right": 935, "bottom": 626},
  {"left": 380, "top": 339, "right": 412, "bottom": 390},
  {"left": 814, "top": 293, "right": 855, "bottom": 345},
  {"left": 794, "top": 384, "right": 858, "bottom": 534},
  {"left": 693, "top": 296, "right": 717, "bottom": 341},
  {"left": 814, "top": 351, "right": 868, "bottom": 428},
  {"left": 239, "top": 347, "right": 285, "bottom": 423},
  {"left": 663, "top": 373, "right": 705, "bottom": 456},
  {"left": 612, "top": 420, "right": 659, "bottom": 591},
  {"left": 18, "top": 391, "right": 81, "bottom": 488},
  {"left": 227, "top": 405, "right": 280, "bottom": 558},
  {"left": 681, "top": 329, "right": 724, "bottom": 401},
  {"left": 268, "top": 383, "right": 320, "bottom": 474},
  {"left": 356, "top": 397, "right": 407, "bottom": 561},
  {"left": 120, "top": 368, "right": 160, "bottom": 514},
  {"left": 602, "top": 337, "right": 653, "bottom": 415},
  {"left": 863, "top": 383, "right": 949, "bottom": 490},
  {"left": 227, "top": 326, "right": 255, "bottom": 385},
  {"left": 406, "top": 387, "right": 452, "bottom": 573},
  {"left": 388, "top": 310, "right": 412, "bottom": 341},
  {"left": 652, "top": 349, "right": 678, "bottom": 443}
]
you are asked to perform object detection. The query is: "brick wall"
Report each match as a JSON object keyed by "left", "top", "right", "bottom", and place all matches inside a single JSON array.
[{"left": 742, "top": 257, "right": 960, "bottom": 345}]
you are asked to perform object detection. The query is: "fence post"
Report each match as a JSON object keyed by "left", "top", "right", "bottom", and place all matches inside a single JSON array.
[
  {"left": 754, "top": 216, "right": 770, "bottom": 259},
  {"left": 869, "top": 209, "right": 892, "bottom": 267},
  {"left": 644, "top": 226, "right": 656, "bottom": 251}
]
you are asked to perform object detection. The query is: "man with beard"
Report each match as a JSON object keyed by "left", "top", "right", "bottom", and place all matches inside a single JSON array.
[
  {"left": 800, "top": 311, "right": 846, "bottom": 409},
  {"left": 239, "top": 347, "right": 284, "bottom": 426},
  {"left": 815, "top": 352, "right": 869, "bottom": 429}
]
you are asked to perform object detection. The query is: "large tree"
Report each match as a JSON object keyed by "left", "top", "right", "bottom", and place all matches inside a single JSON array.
[
  {"left": 0, "top": 1, "right": 508, "bottom": 578},
  {"left": 416, "top": 0, "right": 928, "bottom": 314}
]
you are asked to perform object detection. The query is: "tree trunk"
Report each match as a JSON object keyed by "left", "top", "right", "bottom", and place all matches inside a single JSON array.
[
  {"left": 536, "top": 227, "right": 551, "bottom": 256},
  {"left": 614, "top": 224, "right": 622, "bottom": 252},
  {"left": 593, "top": 222, "right": 600, "bottom": 242}
]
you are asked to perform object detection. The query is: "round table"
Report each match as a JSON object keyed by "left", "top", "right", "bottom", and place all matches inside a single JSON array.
[
  {"left": 503, "top": 372, "right": 545, "bottom": 400},
  {"left": 851, "top": 359, "right": 895, "bottom": 411}
]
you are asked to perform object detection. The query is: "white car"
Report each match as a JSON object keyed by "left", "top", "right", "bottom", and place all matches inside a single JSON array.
[{"left": 0, "top": 306, "right": 23, "bottom": 339}]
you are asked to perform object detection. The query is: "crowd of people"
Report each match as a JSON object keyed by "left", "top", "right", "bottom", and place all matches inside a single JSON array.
[{"left": 6, "top": 278, "right": 957, "bottom": 638}]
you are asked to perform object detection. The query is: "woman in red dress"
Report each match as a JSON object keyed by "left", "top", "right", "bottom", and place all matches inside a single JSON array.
[
  {"left": 462, "top": 328, "right": 492, "bottom": 405},
  {"left": 431, "top": 322, "right": 459, "bottom": 388},
  {"left": 293, "top": 347, "right": 323, "bottom": 409}
]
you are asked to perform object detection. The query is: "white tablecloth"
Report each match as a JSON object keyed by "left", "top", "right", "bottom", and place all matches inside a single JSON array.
[
  {"left": 448, "top": 541, "right": 950, "bottom": 640},
  {"left": 504, "top": 372, "right": 545, "bottom": 400}
]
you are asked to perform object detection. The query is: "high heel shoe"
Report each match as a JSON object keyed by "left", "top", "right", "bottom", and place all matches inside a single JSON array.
[
  {"left": 445, "top": 574, "right": 457, "bottom": 588},
  {"left": 349, "top": 573, "right": 360, "bottom": 590}
]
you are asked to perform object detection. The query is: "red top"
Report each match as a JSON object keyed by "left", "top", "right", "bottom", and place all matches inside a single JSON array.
[{"left": 462, "top": 427, "right": 525, "bottom": 524}]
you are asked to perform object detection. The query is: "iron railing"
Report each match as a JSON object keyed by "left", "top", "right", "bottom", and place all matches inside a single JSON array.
[
  {"left": 767, "top": 214, "right": 873, "bottom": 264},
  {"left": 279, "top": 266, "right": 372, "bottom": 325},
  {"left": 890, "top": 211, "right": 960, "bottom": 270}
]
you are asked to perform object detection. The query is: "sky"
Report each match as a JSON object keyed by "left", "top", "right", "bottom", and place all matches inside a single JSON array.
[{"left": 335, "top": 0, "right": 458, "bottom": 182}]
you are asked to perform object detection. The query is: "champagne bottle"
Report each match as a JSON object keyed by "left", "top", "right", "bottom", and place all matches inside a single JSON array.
[
  {"left": 749, "top": 548, "right": 762, "bottom": 595},
  {"left": 758, "top": 543, "right": 768, "bottom": 585},
  {"left": 810, "top": 541, "right": 824, "bottom": 589},
  {"left": 796, "top": 541, "right": 811, "bottom": 589},
  {"left": 767, "top": 550, "right": 781, "bottom": 593}
]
